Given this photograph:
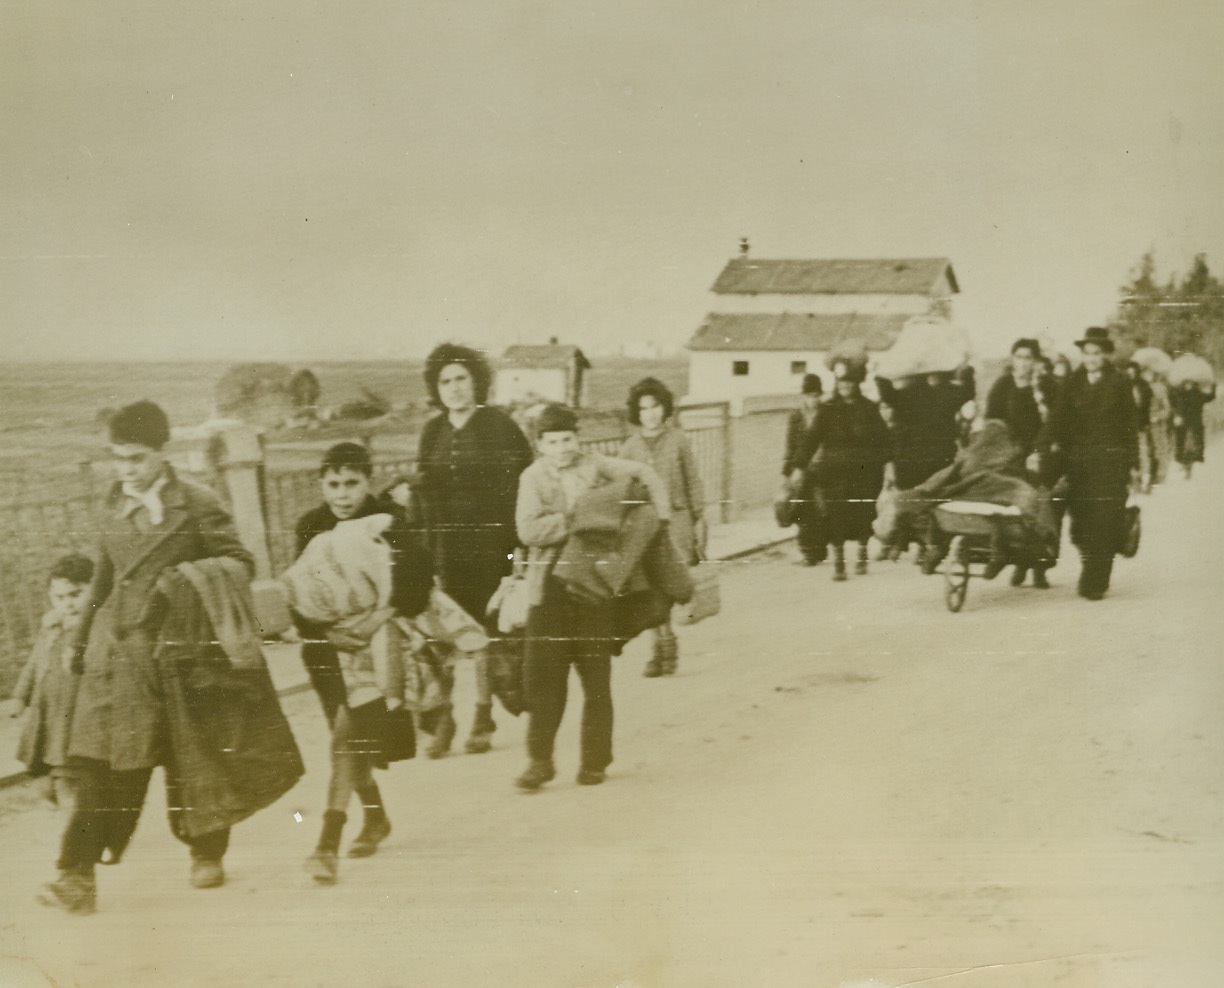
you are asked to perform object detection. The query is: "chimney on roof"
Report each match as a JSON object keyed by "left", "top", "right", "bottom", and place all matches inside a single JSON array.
[
  {"left": 549, "top": 336, "right": 558, "bottom": 345},
  {"left": 739, "top": 237, "right": 750, "bottom": 258}
]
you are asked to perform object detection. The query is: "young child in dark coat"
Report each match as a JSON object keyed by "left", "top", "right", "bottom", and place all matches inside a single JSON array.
[{"left": 9, "top": 553, "right": 93, "bottom": 809}]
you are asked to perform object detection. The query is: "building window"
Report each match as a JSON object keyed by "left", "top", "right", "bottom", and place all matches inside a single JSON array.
[
  {"left": 732, "top": 360, "right": 749, "bottom": 376},
  {"left": 790, "top": 360, "right": 807, "bottom": 374}
]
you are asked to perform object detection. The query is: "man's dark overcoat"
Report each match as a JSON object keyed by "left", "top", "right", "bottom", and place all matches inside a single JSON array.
[{"left": 1042, "top": 363, "right": 1137, "bottom": 557}]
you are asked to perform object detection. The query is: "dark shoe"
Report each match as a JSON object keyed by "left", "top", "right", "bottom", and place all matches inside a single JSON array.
[
  {"left": 347, "top": 812, "right": 392, "bottom": 858},
  {"left": 307, "top": 809, "right": 346, "bottom": 883},
  {"left": 426, "top": 706, "right": 456, "bottom": 759},
  {"left": 920, "top": 545, "right": 947, "bottom": 575},
  {"left": 464, "top": 703, "right": 496, "bottom": 754},
  {"left": 1010, "top": 566, "right": 1028, "bottom": 587},
  {"left": 189, "top": 859, "right": 225, "bottom": 890},
  {"left": 855, "top": 544, "right": 869, "bottom": 575},
  {"left": 515, "top": 760, "right": 556, "bottom": 791},
  {"left": 644, "top": 637, "right": 667, "bottom": 678},
  {"left": 1032, "top": 568, "right": 1050, "bottom": 590},
  {"left": 38, "top": 872, "right": 96, "bottom": 915},
  {"left": 576, "top": 768, "right": 606, "bottom": 786},
  {"left": 982, "top": 555, "right": 1007, "bottom": 580},
  {"left": 304, "top": 851, "right": 339, "bottom": 885},
  {"left": 832, "top": 559, "right": 847, "bottom": 581}
]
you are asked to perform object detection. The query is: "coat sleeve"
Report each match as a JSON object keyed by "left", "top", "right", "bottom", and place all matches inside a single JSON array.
[
  {"left": 782, "top": 413, "right": 803, "bottom": 475},
  {"left": 598, "top": 455, "right": 671, "bottom": 522},
  {"left": 384, "top": 517, "right": 435, "bottom": 619},
  {"left": 11, "top": 639, "right": 41, "bottom": 706},
  {"left": 72, "top": 541, "right": 114, "bottom": 663},
  {"left": 516, "top": 466, "right": 570, "bottom": 548},
  {"left": 195, "top": 487, "right": 256, "bottom": 576},
  {"left": 799, "top": 404, "right": 827, "bottom": 474},
  {"left": 984, "top": 377, "right": 1008, "bottom": 422},
  {"left": 678, "top": 434, "right": 706, "bottom": 519},
  {"left": 1117, "top": 379, "right": 1140, "bottom": 471}
]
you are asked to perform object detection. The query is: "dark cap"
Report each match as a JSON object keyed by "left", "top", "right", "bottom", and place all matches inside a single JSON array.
[
  {"left": 108, "top": 400, "right": 171, "bottom": 450},
  {"left": 800, "top": 373, "right": 823, "bottom": 395},
  {"left": 534, "top": 403, "right": 579, "bottom": 437},
  {"left": 1074, "top": 327, "right": 1115, "bottom": 353},
  {"left": 1011, "top": 337, "right": 1042, "bottom": 357}
]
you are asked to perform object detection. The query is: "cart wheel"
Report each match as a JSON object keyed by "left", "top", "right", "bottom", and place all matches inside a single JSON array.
[{"left": 943, "top": 536, "right": 969, "bottom": 612}]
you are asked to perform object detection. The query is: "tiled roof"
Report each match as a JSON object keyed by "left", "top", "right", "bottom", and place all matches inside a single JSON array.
[
  {"left": 711, "top": 258, "right": 957, "bottom": 296},
  {"left": 500, "top": 345, "right": 591, "bottom": 369},
  {"left": 687, "top": 312, "right": 909, "bottom": 352}
]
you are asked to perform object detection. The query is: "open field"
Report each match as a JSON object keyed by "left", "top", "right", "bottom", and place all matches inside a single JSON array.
[{"left": 0, "top": 357, "right": 687, "bottom": 503}]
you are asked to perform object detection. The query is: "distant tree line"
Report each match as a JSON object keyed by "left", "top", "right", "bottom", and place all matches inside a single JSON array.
[{"left": 1109, "top": 251, "right": 1224, "bottom": 367}]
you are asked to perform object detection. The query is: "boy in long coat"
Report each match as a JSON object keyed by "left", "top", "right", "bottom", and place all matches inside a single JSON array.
[{"left": 43, "top": 401, "right": 256, "bottom": 914}]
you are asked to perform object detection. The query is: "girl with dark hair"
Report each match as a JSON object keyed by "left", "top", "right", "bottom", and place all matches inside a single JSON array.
[
  {"left": 415, "top": 343, "right": 534, "bottom": 755},
  {"left": 618, "top": 377, "right": 706, "bottom": 677}
]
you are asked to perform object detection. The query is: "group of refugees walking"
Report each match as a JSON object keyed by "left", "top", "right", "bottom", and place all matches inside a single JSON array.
[
  {"left": 10, "top": 327, "right": 1214, "bottom": 914},
  {"left": 782, "top": 326, "right": 1214, "bottom": 602},
  {"left": 12, "top": 343, "right": 706, "bottom": 913}
]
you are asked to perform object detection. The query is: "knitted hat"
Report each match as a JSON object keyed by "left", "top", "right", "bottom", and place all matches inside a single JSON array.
[{"left": 534, "top": 403, "right": 578, "bottom": 437}]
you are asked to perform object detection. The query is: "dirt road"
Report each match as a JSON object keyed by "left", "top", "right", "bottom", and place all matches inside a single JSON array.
[{"left": 1, "top": 460, "right": 1221, "bottom": 988}]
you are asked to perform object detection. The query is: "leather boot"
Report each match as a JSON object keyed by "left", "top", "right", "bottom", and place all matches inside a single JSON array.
[
  {"left": 658, "top": 632, "right": 679, "bottom": 675},
  {"left": 426, "top": 704, "right": 456, "bottom": 759},
  {"left": 348, "top": 785, "right": 392, "bottom": 857},
  {"left": 832, "top": 544, "right": 847, "bottom": 581},
  {"left": 643, "top": 637, "right": 665, "bottom": 678},
  {"left": 855, "top": 542, "right": 869, "bottom": 575},
  {"left": 305, "top": 810, "right": 346, "bottom": 884},
  {"left": 464, "top": 703, "right": 497, "bottom": 754}
]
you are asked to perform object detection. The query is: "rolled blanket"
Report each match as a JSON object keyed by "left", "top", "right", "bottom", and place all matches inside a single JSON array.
[{"left": 280, "top": 514, "right": 394, "bottom": 624}]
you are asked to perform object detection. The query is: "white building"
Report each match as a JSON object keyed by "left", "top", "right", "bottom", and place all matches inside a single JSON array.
[
  {"left": 687, "top": 254, "right": 959, "bottom": 400},
  {"left": 494, "top": 341, "right": 591, "bottom": 408}
]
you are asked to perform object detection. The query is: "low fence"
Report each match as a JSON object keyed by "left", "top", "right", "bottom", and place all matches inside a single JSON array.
[{"left": 0, "top": 397, "right": 798, "bottom": 691}]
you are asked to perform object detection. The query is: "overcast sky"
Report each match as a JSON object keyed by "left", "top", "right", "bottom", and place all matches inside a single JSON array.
[{"left": 3, "top": 1, "right": 1222, "bottom": 362}]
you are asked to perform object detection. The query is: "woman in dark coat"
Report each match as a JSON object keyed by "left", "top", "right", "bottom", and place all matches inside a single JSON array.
[
  {"left": 415, "top": 343, "right": 534, "bottom": 756},
  {"left": 1039, "top": 328, "right": 1138, "bottom": 600},
  {"left": 1169, "top": 379, "right": 1216, "bottom": 478},
  {"left": 801, "top": 363, "right": 890, "bottom": 581}
]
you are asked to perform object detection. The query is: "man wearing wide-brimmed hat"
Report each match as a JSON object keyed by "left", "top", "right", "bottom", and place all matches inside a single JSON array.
[{"left": 1038, "top": 327, "right": 1139, "bottom": 600}]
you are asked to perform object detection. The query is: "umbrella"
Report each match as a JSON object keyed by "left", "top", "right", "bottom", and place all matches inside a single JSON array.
[
  {"left": 1130, "top": 347, "right": 1173, "bottom": 376},
  {"left": 873, "top": 316, "right": 972, "bottom": 381},
  {"left": 1167, "top": 353, "right": 1215, "bottom": 388}
]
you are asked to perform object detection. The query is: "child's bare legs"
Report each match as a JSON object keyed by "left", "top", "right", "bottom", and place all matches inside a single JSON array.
[
  {"left": 307, "top": 708, "right": 389, "bottom": 884},
  {"left": 464, "top": 650, "right": 496, "bottom": 753}
]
